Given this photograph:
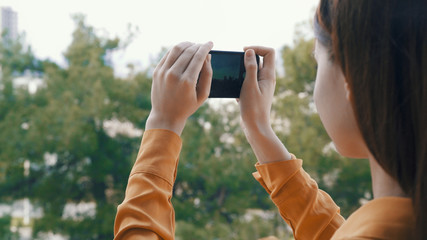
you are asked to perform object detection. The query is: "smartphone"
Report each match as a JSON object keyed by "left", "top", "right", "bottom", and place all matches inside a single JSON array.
[{"left": 207, "top": 50, "right": 260, "bottom": 98}]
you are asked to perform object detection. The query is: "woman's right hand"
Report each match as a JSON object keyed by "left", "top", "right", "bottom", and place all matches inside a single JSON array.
[
  {"left": 239, "top": 46, "right": 276, "bottom": 136},
  {"left": 238, "top": 46, "right": 292, "bottom": 163}
]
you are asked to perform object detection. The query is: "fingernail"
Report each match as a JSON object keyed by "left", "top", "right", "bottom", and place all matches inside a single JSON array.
[{"left": 246, "top": 49, "right": 254, "bottom": 57}]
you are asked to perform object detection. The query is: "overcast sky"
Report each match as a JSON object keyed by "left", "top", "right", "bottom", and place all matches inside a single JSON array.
[{"left": 1, "top": 0, "right": 318, "bottom": 76}]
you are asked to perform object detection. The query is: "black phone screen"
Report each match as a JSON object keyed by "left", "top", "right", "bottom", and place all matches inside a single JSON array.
[{"left": 208, "top": 50, "right": 246, "bottom": 98}]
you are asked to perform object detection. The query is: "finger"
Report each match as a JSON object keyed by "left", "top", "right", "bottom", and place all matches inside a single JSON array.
[
  {"left": 157, "top": 51, "right": 170, "bottom": 69},
  {"left": 196, "top": 54, "right": 213, "bottom": 103},
  {"left": 168, "top": 44, "right": 201, "bottom": 80},
  {"left": 242, "top": 49, "right": 260, "bottom": 93},
  {"left": 244, "top": 46, "right": 275, "bottom": 77},
  {"left": 183, "top": 42, "right": 214, "bottom": 82},
  {"left": 153, "top": 51, "right": 170, "bottom": 79},
  {"left": 163, "top": 42, "right": 194, "bottom": 69}
]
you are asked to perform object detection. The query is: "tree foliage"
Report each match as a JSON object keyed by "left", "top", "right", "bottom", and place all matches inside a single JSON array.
[
  {"left": 0, "top": 18, "right": 371, "bottom": 239},
  {"left": 0, "top": 15, "right": 149, "bottom": 239}
]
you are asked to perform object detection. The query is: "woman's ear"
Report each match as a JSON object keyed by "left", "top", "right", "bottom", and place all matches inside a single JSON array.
[{"left": 344, "top": 81, "right": 352, "bottom": 102}]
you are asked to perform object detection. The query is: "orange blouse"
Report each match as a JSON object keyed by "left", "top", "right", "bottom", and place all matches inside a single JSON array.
[{"left": 114, "top": 129, "right": 415, "bottom": 239}]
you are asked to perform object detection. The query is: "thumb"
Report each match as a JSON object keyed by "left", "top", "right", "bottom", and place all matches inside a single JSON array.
[{"left": 242, "top": 49, "right": 259, "bottom": 93}]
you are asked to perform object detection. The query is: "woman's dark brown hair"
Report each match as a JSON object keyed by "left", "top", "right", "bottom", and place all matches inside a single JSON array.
[{"left": 315, "top": 0, "right": 427, "bottom": 239}]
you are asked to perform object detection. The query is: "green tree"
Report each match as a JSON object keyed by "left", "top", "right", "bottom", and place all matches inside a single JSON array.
[
  {"left": 0, "top": 216, "right": 19, "bottom": 240},
  {"left": 0, "top": 25, "right": 47, "bottom": 184},
  {"left": 0, "top": 15, "right": 150, "bottom": 239}
]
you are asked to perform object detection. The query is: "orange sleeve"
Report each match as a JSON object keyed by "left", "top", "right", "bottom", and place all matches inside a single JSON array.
[
  {"left": 253, "top": 158, "right": 345, "bottom": 240},
  {"left": 114, "top": 129, "right": 182, "bottom": 240}
]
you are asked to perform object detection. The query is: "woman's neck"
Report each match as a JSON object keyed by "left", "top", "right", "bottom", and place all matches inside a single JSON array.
[{"left": 369, "top": 156, "right": 407, "bottom": 199}]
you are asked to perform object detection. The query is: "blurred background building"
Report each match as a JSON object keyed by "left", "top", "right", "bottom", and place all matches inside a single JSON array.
[
  {"left": 0, "top": 6, "right": 44, "bottom": 94},
  {"left": 0, "top": 6, "right": 18, "bottom": 40}
]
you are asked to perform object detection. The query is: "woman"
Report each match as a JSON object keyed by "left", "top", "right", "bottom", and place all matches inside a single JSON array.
[{"left": 114, "top": 0, "right": 426, "bottom": 239}]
